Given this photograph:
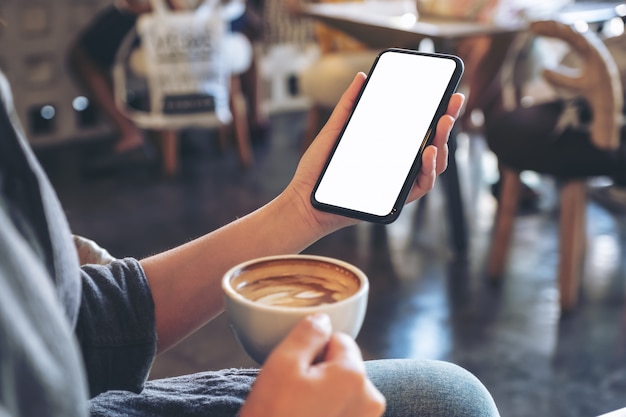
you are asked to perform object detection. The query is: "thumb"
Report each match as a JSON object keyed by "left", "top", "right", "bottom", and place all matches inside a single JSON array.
[
  {"left": 265, "top": 313, "right": 333, "bottom": 368},
  {"left": 320, "top": 72, "right": 367, "bottom": 133}
]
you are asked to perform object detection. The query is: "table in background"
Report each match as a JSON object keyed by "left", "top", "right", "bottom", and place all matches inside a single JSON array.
[
  {"left": 302, "top": 1, "right": 623, "bottom": 49},
  {"left": 302, "top": 1, "right": 624, "bottom": 255}
]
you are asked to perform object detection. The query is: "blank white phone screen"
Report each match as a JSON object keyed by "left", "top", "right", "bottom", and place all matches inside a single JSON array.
[{"left": 314, "top": 51, "right": 457, "bottom": 217}]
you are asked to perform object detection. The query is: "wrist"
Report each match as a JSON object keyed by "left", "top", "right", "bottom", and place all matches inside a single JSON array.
[
  {"left": 267, "top": 188, "right": 327, "bottom": 251},
  {"left": 272, "top": 184, "right": 356, "bottom": 247}
]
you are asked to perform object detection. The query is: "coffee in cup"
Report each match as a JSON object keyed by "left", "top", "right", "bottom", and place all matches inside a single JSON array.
[{"left": 222, "top": 254, "right": 369, "bottom": 364}]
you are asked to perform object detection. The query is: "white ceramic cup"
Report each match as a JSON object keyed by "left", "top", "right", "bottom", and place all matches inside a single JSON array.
[{"left": 222, "top": 254, "right": 369, "bottom": 364}]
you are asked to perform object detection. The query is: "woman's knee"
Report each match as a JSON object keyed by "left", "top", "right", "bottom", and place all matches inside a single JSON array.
[{"left": 365, "top": 359, "right": 500, "bottom": 417}]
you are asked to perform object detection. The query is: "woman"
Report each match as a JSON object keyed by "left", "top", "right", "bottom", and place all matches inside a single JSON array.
[{"left": 0, "top": 64, "right": 500, "bottom": 416}]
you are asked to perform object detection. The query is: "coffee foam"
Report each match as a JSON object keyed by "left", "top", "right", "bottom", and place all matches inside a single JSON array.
[{"left": 231, "top": 259, "right": 360, "bottom": 307}]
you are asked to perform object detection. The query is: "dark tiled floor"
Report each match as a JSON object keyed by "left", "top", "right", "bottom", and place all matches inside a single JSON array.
[{"left": 37, "top": 111, "right": 626, "bottom": 417}]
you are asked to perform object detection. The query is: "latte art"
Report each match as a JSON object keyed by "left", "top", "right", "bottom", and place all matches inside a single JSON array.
[
  {"left": 223, "top": 255, "right": 369, "bottom": 364},
  {"left": 231, "top": 259, "right": 361, "bottom": 308},
  {"left": 236, "top": 274, "right": 356, "bottom": 307}
]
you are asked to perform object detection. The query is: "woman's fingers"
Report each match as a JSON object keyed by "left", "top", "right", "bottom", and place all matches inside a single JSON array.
[
  {"left": 265, "top": 313, "right": 333, "bottom": 370},
  {"left": 241, "top": 316, "right": 385, "bottom": 417}
]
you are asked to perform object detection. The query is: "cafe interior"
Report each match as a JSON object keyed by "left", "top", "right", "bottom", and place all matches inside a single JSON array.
[{"left": 4, "top": 0, "right": 626, "bottom": 415}]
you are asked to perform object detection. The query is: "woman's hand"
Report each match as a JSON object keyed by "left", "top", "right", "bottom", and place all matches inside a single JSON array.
[
  {"left": 284, "top": 72, "right": 465, "bottom": 235},
  {"left": 239, "top": 314, "right": 386, "bottom": 417}
]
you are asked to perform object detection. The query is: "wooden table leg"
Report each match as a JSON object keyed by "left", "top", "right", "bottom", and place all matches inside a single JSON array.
[{"left": 487, "top": 167, "right": 521, "bottom": 280}]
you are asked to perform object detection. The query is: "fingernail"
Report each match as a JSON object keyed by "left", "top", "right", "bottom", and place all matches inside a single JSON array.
[{"left": 309, "top": 313, "right": 332, "bottom": 333}]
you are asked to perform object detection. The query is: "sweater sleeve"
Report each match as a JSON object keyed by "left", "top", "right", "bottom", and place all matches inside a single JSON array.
[{"left": 76, "top": 258, "right": 158, "bottom": 398}]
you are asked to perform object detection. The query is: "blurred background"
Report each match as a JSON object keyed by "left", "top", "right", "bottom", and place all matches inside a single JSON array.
[{"left": 3, "top": 0, "right": 626, "bottom": 416}]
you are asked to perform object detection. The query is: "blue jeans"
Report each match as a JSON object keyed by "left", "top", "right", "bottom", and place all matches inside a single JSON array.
[
  {"left": 89, "top": 359, "right": 499, "bottom": 416},
  {"left": 367, "top": 359, "right": 500, "bottom": 416}
]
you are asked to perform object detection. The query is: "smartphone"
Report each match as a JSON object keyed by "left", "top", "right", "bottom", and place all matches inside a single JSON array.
[{"left": 310, "top": 48, "right": 464, "bottom": 224}]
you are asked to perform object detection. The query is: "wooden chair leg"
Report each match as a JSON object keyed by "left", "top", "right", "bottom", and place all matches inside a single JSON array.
[
  {"left": 487, "top": 167, "right": 522, "bottom": 281},
  {"left": 230, "top": 75, "right": 253, "bottom": 169},
  {"left": 558, "top": 180, "right": 587, "bottom": 311},
  {"left": 159, "top": 129, "right": 179, "bottom": 176}
]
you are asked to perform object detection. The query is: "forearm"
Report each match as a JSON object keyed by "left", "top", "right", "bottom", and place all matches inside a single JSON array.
[
  {"left": 139, "top": 73, "right": 458, "bottom": 354},
  {"left": 140, "top": 189, "right": 329, "bottom": 353}
]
